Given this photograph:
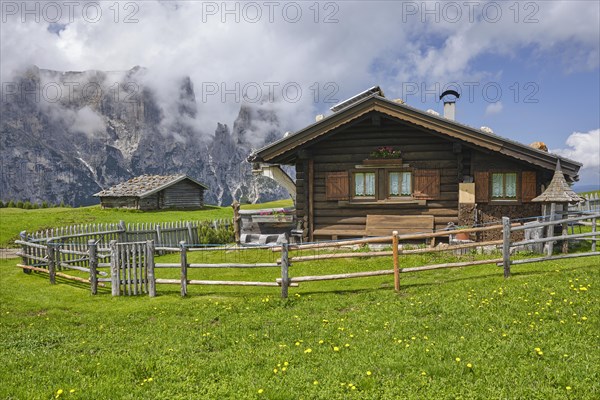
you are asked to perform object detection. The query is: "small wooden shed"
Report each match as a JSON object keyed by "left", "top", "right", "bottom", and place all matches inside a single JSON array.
[{"left": 94, "top": 175, "right": 208, "bottom": 210}]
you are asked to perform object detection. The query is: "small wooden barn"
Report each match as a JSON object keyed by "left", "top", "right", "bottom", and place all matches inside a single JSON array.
[
  {"left": 94, "top": 175, "right": 208, "bottom": 210},
  {"left": 249, "top": 87, "right": 582, "bottom": 241}
]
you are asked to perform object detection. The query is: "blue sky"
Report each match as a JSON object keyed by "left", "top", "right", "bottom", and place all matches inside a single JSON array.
[{"left": 1, "top": 0, "right": 599, "bottom": 186}]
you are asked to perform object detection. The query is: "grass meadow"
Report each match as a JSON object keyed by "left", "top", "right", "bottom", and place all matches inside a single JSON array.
[
  {"left": 0, "top": 201, "right": 598, "bottom": 399},
  {"left": 1, "top": 247, "right": 598, "bottom": 399}
]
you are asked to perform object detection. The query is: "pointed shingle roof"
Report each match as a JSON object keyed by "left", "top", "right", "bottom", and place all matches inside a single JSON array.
[{"left": 532, "top": 161, "right": 584, "bottom": 204}]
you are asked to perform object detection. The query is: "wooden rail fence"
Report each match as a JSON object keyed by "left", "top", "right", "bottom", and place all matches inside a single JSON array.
[
  {"left": 16, "top": 213, "right": 600, "bottom": 298},
  {"left": 18, "top": 219, "right": 233, "bottom": 269},
  {"left": 569, "top": 193, "right": 600, "bottom": 213}
]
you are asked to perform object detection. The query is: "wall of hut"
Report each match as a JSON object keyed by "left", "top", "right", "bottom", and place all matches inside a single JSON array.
[
  {"left": 100, "top": 180, "right": 204, "bottom": 210},
  {"left": 100, "top": 196, "right": 139, "bottom": 209},
  {"left": 295, "top": 113, "right": 461, "bottom": 239},
  {"left": 294, "top": 111, "right": 553, "bottom": 240},
  {"left": 159, "top": 180, "right": 204, "bottom": 210}
]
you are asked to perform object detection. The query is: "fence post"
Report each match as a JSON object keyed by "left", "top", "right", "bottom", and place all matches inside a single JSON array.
[
  {"left": 592, "top": 217, "right": 597, "bottom": 253},
  {"left": 232, "top": 201, "right": 241, "bottom": 244},
  {"left": 155, "top": 224, "right": 162, "bottom": 250},
  {"left": 47, "top": 241, "right": 56, "bottom": 284},
  {"left": 393, "top": 231, "right": 400, "bottom": 292},
  {"left": 560, "top": 204, "right": 569, "bottom": 254},
  {"left": 19, "top": 231, "right": 31, "bottom": 274},
  {"left": 118, "top": 220, "right": 127, "bottom": 243},
  {"left": 545, "top": 203, "right": 556, "bottom": 257},
  {"left": 110, "top": 240, "right": 119, "bottom": 296},
  {"left": 502, "top": 217, "right": 511, "bottom": 278},
  {"left": 88, "top": 239, "right": 98, "bottom": 295},
  {"left": 186, "top": 222, "right": 195, "bottom": 244},
  {"left": 280, "top": 242, "right": 289, "bottom": 299},
  {"left": 146, "top": 240, "right": 156, "bottom": 297},
  {"left": 180, "top": 241, "right": 187, "bottom": 297}
]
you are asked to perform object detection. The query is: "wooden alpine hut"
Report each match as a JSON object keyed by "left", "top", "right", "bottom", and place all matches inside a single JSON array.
[{"left": 94, "top": 175, "right": 208, "bottom": 210}]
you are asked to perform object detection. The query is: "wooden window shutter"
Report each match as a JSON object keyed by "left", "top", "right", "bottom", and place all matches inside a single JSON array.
[
  {"left": 413, "top": 170, "right": 440, "bottom": 200},
  {"left": 521, "top": 171, "right": 537, "bottom": 202},
  {"left": 474, "top": 171, "right": 489, "bottom": 202},
  {"left": 325, "top": 171, "right": 349, "bottom": 200}
]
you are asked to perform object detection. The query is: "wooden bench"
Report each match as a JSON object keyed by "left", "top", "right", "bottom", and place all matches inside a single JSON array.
[
  {"left": 312, "top": 228, "right": 366, "bottom": 241},
  {"left": 312, "top": 215, "right": 435, "bottom": 241},
  {"left": 365, "top": 215, "right": 434, "bottom": 237}
]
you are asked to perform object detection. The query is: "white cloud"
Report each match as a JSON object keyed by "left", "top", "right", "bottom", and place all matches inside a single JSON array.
[
  {"left": 70, "top": 106, "right": 106, "bottom": 136},
  {"left": 553, "top": 129, "right": 600, "bottom": 184},
  {"left": 0, "top": 1, "right": 598, "bottom": 133},
  {"left": 485, "top": 102, "right": 503, "bottom": 116}
]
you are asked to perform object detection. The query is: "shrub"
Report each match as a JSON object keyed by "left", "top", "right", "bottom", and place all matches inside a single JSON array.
[
  {"left": 16, "top": 201, "right": 24, "bottom": 209},
  {"left": 59, "top": 201, "right": 65, "bottom": 208},
  {"left": 197, "top": 221, "right": 235, "bottom": 244},
  {"left": 0, "top": 200, "right": 4, "bottom": 208},
  {"left": 41, "top": 201, "right": 49, "bottom": 208},
  {"left": 23, "top": 201, "right": 32, "bottom": 209},
  {"left": 7, "top": 200, "right": 15, "bottom": 208}
]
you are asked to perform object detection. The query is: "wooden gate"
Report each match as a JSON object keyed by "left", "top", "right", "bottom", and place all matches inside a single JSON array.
[{"left": 110, "top": 241, "right": 151, "bottom": 296}]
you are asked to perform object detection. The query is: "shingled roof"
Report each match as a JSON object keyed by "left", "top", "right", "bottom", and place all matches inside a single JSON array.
[
  {"left": 94, "top": 175, "right": 207, "bottom": 198},
  {"left": 249, "top": 91, "right": 581, "bottom": 180},
  {"left": 532, "top": 161, "right": 584, "bottom": 204}
]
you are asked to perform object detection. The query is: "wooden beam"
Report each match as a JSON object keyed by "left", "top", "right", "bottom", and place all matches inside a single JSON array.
[
  {"left": 501, "top": 252, "right": 600, "bottom": 266},
  {"left": 17, "top": 264, "right": 106, "bottom": 287},
  {"left": 401, "top": 258, "right": 503, "bottom": 273},
  {"left": 308, "top": 159, "right": 314, "bottom": 242},
  {"left": 155, "top": 278, "right": 298, "bottom": 287},
  {"left": 393, "top": 231, "right": 399, "bottom": 292},
  {"left": 285, "top": 269, "right": 394, "bottom": 283}
]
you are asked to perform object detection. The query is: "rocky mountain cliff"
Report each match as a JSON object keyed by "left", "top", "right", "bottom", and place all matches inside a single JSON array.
[{"left": 0, "top": 66, "right": 289, "bottom": 206}]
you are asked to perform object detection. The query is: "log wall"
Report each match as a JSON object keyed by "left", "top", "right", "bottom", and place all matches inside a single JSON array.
[
  {"left": 294, "top": 112, "right": 552, "bottom": 240},
  {"left": 160, "top": 181, "right": 204, "bottom": 210},
  {"left": 295, "top": 114, "right": 461, "bottom": 238}
]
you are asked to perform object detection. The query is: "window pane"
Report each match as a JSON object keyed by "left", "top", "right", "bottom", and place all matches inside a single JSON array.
[
  {"left": 492, "top": 173, "right": 504, "bottom": 198},
  {"left": 365, "top": 173, "right": 375, "bottom": 196},
  {"left": 505, "top": 173, "right": 517, "bottom": 198},
  {"left": 401, "top": 172, "right": 412, "bottom": 195},
  {"left": 355, "top": 173, "right": 364, "bottom": 196},
  {"left": 389, "top": 172, "right": 400, "bottom": 196}
]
